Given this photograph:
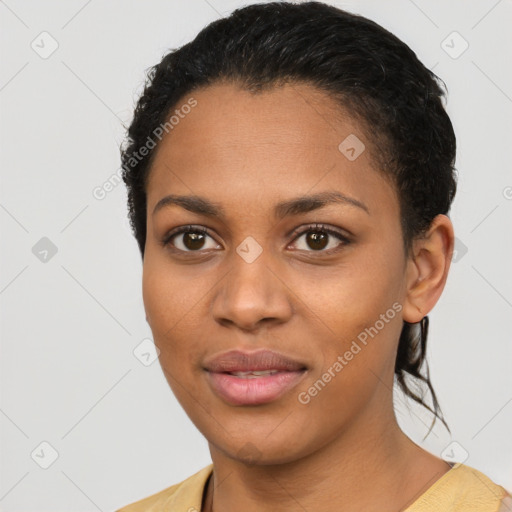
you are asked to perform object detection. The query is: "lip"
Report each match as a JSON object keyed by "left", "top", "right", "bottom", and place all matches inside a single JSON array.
[
  {"left": 203, "top": 349, "right": 308, "bottom": 406},
  {"left": 203, "top": 349, "right": 307, "bottom": 373}
]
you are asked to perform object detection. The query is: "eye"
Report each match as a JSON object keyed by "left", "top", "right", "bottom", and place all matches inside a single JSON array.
[
  {"left": 162, "top": 225, "right": 221, "bottom": 252},
  {"left": 289, "top": 223, "right": 350, "bottom": 253}
]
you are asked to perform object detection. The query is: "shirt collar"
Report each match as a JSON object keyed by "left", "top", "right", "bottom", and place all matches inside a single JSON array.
[{"left": 163, "top": 464, "right": 214, "bottom": 511}]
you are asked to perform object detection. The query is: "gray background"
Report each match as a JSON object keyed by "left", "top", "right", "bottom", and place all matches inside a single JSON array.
[{"left": 1, "top": 0, "right": 511, "bottom": 510}]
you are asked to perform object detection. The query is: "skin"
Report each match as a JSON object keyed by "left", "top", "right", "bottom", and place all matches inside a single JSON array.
[{"left": 142, "top": 82, "right": 455, "bottom": 512}]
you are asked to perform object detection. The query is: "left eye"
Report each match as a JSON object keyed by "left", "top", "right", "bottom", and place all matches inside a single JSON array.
[{"left": 290, "top": 224, "right": 350, "bottom": 252}]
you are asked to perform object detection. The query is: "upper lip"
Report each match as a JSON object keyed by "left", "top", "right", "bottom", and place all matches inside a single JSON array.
[{"left": 203, "top": 349, "right": 307, "bottom": 373}]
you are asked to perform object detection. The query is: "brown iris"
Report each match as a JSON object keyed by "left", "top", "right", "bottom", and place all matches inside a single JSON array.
[
  {"left": 306, "top": 231, "right": 328, "bottom": 250},
  {"left": 183, "top": 231, "right": 206, "bottom": 250}
]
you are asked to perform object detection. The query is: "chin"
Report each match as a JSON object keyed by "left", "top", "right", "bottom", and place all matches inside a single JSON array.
[{"left": 208, "top": 427, "right": 322, "bottom": 467}]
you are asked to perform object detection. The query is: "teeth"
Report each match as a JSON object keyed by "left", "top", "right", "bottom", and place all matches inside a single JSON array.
[{"left": 230, "top": 370, "right": 280, "bottom": 378}]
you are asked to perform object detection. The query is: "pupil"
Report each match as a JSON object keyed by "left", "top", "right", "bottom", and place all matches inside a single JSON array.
[
  {"left": 184, "top": 232, "right": 205, "bottom": 250},
  {"left": 307, "top": 231, "right": 328, "bottom": 250}
]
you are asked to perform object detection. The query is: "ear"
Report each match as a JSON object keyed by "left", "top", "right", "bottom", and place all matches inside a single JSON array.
[{"left": 402, "top": 214, "right": 455, "bottom": 323}]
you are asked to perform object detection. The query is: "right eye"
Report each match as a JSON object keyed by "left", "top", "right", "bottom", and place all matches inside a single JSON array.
[{"left": 162, "top": 225, "right": 222, "bottom": 252}]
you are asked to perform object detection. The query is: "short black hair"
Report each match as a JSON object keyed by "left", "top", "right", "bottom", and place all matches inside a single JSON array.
[{"left": 120, "top": 1, "right": 457, "bottom": 435}]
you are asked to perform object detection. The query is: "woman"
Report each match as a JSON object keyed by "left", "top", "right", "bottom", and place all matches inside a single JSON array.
[{"left": 116, "top": 2, "right": 511, "bottom": 510}]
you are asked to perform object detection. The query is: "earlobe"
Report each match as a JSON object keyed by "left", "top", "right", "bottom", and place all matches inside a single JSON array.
[{"left": 402, "top": 214, "right": 454, "bottom": 324}]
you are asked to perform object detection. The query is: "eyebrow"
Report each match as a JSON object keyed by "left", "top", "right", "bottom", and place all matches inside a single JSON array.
[{"left": 152, "top": 191, "right": 370, "bottom": 219}]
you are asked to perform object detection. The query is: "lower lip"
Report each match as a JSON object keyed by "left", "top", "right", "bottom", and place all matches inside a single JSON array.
[{"left": 206, "top": 370, "right": 307, "bottom": 405}]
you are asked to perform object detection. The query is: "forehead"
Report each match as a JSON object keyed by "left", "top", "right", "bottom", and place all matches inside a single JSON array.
[{"left": 146, "top": 82, "right": 398, "bottom": 219}]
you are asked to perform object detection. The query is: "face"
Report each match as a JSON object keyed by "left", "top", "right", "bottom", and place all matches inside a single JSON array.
[{"left": 142, "top": 82, "right": 410, "bottom": 464}]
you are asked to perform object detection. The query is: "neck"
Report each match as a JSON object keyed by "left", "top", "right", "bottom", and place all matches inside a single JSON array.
[{"left": 204, "top": 398, "right": 451, "bottom": 512}]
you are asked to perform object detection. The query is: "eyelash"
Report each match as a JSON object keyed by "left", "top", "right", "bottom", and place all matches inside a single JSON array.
[
  {"left": 289, "top": 223, "right": 351, "bottom": 253},
  {"left": 162, "top": 223, "right": 351, "bottom": 255}
]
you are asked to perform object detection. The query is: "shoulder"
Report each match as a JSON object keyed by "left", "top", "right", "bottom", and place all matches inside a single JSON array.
[
  {"left": 115, "top": 464, "right": 214, "bottom": 512},
  {"left": 406, "top": 462, "right": 512, "bottom": 512}
]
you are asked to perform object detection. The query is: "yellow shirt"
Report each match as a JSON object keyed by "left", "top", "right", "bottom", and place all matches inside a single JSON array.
[{"left": 116, "top": 462, "right": 512, "bottom": 512}]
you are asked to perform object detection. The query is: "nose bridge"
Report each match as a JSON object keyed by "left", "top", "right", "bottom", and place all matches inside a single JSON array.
[{"left": 211, "top": 239, "right": 293, "bottom": 330}]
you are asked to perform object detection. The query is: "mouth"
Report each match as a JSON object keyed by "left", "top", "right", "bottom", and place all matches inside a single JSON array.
[
  {"left": 205, "top": 369, "right": 308, "bottom": 406},
  {"left": 225, "top": 370, "right": 282, "bottom": 378},
  {"left": 203, "top": 349, "right": 308, "bottom": 406}
]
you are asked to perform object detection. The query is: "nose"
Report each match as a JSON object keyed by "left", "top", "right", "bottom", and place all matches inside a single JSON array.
[{"left": 211, "top": 247, "right": 294, "bottom": 332}]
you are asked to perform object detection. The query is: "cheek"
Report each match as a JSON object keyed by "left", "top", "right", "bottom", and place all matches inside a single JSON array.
[
  {"left": 142, "top": 255, "right": 199, "bottom": 357},
  {"left": 298, "top": 241, "right": 404, "bottom": 337},
  {"left": 142, "top": 248, "right": 207, "bottom": 328},
  {"left": 295, "top": 292, "right": 404, "bottom": 439},
  {"left": 297, "top": 243, "right": 405, "bottom": 397}
]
